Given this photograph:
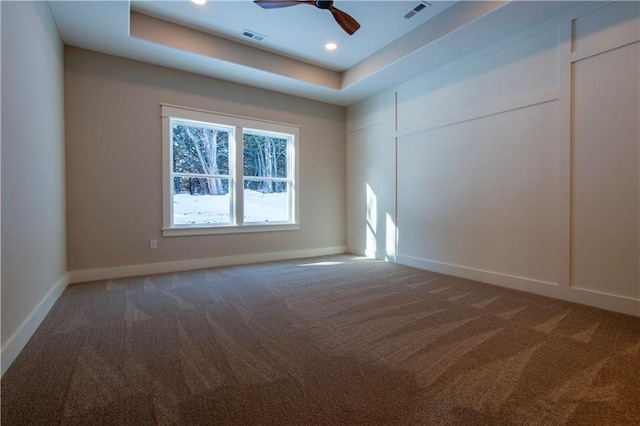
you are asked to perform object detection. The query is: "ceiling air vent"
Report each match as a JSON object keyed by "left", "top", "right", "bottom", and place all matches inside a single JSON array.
[
  {"left": 404, "top": 1, "right": 431, "bottom": 19},
  {"left": 242, "top": 29, "right": 266, "bottom": 42}
]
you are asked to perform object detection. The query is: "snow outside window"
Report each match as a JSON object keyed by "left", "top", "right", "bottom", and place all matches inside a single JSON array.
[{"left": 161, "top": 104, "right": 300, "bottom": 236}]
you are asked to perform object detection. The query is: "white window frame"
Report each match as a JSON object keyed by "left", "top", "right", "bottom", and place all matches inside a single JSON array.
[{"left": 161, "top": 104, "right": 300, "bottom": 237}]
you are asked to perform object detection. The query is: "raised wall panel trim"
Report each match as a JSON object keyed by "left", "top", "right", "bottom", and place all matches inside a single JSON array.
[
  {"left": 350, "top": 116, "right": 394, "bottom": 134},
  {"left": 347, "top": 91, "right": 395, "bottom": 133},
  {"left": 68, "top": 246, "right": 347, "bottom": 284},
  {"left": 396, "top": 28, "right": 554, "bottom": 97},
  {"left": 395, "top": 89, "right": 560, "bottom": 139},
  {"left": 396, "top": 255, "right": 640, "bottom": 317},
  {"left": 571, "top": 37, "right": 640, "bottom": 63},
  {"left": 1, "top": 273, "right": 70, "bottom": 377},
  {"left": 571, "top": 1, "right": 640, "bottom": 61},
  {"left": 392, "top": 1, "right": 604, "bottom": 117},
  {"left": 556, "top": 19, "right": 573, "bottom": 289}
]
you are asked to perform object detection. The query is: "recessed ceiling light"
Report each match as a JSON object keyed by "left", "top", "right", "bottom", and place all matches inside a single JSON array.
[
  {"left": 192, "top": 0, "right": 206, "bottom": 5},
  {"left": 325, "top": 42, "right": 338, "bottom": 51}
]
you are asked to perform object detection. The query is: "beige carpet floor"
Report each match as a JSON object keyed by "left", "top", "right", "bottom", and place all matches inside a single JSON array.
[{"left": 2, "top": 255, "right": 640, "bottom": 425}]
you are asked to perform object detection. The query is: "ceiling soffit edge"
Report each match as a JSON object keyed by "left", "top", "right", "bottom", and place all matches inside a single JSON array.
[
  {"left": 129, "top": 11, "right": 342, "bottom": 90},
  {"left": 129, "top": 2, "right": 511, "bottom": 94}
]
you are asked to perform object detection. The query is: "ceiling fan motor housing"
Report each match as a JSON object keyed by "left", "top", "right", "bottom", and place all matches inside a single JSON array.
[{"left": 315, "top": 1, "right": 333, "bottom": 10}]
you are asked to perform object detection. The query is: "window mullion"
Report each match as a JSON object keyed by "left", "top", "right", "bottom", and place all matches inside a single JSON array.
[
  {"left": 233, "top": 127, "right": 244, "bottom": 226},
  {"left": 173, "top": 172, "right": 229, "bottom": 179},
  {"left": 242, "top": 176, "right": 288, "bottom": 182}
]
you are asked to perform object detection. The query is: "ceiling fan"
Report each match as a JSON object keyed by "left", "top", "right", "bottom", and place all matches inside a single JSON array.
[{"left": 254, "top": 1, "right": 361, "bottom": 35}]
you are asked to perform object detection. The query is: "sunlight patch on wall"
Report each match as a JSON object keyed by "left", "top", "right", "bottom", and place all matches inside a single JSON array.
[
  {"left": 386, "top": 212, "right": 396, "bottom": 258},
  {"left": 366, "top": 183, "right": 378, "bottom": 258}
]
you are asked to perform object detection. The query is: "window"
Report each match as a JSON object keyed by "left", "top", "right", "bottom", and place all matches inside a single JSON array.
[{"left": 161, "top": 104, "right": 299, "bottom": 236}]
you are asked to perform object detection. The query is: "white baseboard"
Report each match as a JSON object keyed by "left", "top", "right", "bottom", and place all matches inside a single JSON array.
[
  {"left": 347, "top": 246, "right": 366, "bottom": 256},
  {"left": 1, "top": 273, "right": 70, "bottom": 377},
  {"left": 347, "top": 246, "right": 395, "bottom": 262},
  {"left": 396, "top": 255, "right": 558, "bottom": 288},
  {"left": 396, "top": 255, "right": 640, "bottom": 317},
  {"left": 69, "top": 246, "right": 348, "bottom": 283},
  {"left": 564, "top": 286, "right": 640, "bottom": 318}
]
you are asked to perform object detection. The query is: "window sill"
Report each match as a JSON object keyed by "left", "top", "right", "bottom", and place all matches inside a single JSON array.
[{"left": 162, "top": 223, "right": 300, "bottom": 237}]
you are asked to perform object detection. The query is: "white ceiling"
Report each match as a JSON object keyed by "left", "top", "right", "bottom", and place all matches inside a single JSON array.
[
  {"left": 48, "top": 1, "right": 587, "bottom": 106},
  {"left": 131, "top": 0, "right": 457, "bottom": 71}
]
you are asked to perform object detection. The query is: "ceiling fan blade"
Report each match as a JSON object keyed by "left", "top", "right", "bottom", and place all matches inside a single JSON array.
[
  {"left": 254, "top": 0, "right": 313, "bottom": 9},
  {"left": 328, "top": 5, "right": 361, "bottom": 35}
]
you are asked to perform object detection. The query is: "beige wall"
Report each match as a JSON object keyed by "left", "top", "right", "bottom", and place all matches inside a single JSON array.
[
  {"left": 347, "top": 2, "right": 640, "bottom": 316},
  {"left": 1, "top": 1, "right": 67, "bottom": 373},
  {"left": 65, "top": 48, "right": 346, "bottom": 272}
]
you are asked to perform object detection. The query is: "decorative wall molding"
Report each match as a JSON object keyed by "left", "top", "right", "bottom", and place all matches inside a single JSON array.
[
  {"left": 347, "top": 90, "right": 395, "bottom": 133},
  {"left": 395, "top": 89, "right": 560, "bottom": 140},
  {"left": 572, "top": 37, "right": 640, "bottom": 63},
  {"left": 348, "top": 2, "right": 640, "bottom": 317}
]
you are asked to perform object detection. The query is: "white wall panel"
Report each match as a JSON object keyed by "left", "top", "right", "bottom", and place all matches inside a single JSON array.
[
  {"left": 572, "top": 1, "right": 640, "bottom": 58},
  {"left": 347, "top": 90, "right": 394, "bottom": 133},
  {"left": 396, "top": 28, "right": 560, "bottom": 135},
  {"left": 397, "top": 101, "right": 560, "bottom": 284},
  {"left": 571, "top": 41, "right": 640, "bottom": 299},
  {"left": 348, "top": 1, "right": 640, "bottom": 315}
]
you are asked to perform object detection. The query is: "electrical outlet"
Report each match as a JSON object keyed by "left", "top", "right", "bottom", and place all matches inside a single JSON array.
[{"left": 150, "top": 239, "right": 158, "bottom": 250}]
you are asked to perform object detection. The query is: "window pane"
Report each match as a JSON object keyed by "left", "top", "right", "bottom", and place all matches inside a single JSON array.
[
  {"left": 173, "top": 124, "right": 229, "bottom": 175},
  {"left": 173, "top": 177, "right": 229, "bottom": 225},
  {"left": 243, "top": 134, "right": 287, "bottom": 178},
  {"left": 244, "top": 180, "right": 289, "bottom": 223}
]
